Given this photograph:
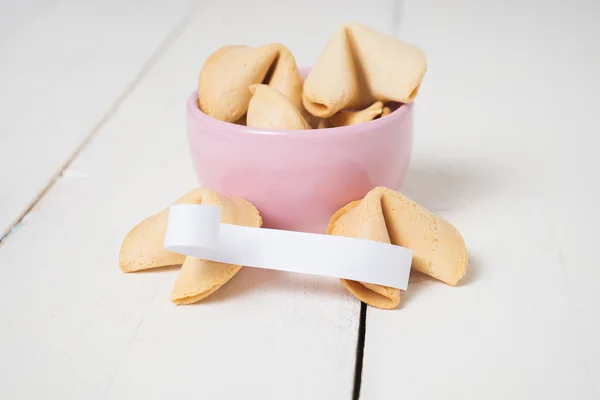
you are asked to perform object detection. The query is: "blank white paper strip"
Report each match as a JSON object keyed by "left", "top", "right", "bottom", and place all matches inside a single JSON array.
[{"left": 164, "top": 204, "right": 413, "bottom": 290}]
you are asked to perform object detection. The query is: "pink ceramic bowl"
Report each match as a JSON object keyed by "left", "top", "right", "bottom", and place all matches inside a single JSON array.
[{"left": 186, "top": 70, "right": 414, "bottom": 233}]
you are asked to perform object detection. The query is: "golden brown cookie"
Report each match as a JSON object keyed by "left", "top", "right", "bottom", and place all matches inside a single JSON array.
[
  {"left": 303, "top": 23, "right": 427, "bottom": 118},
  {"left": 198, "top": 44, "right": 304, "bottom": 123},
  {"left": 327, "top": 187, "right": 467, "bottom": 309}
]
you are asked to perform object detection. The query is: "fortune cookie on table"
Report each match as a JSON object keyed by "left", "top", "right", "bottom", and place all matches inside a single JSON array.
[
  {"left": 327, "top": 187, "right": 468, "bottom": 309},
  {"left": 171, "top": 190, "right": 262, "bottom": 304},
  {"left": 198, "top": 43, "right": 304, "bottom": 123},
  {"left": 120, "top": 188, "right": 262, "bottom": 304},
  {"left": 120, "top": 188, "right": 209, "bottom": 272},
  {"left": 247, "top": 84, "right": 311, "bottom": 130},
  {"left": 318, "top": 101, "right": 383, "bottom": 128},
  {"left": 303, "top": 23, "right": 427, "bottom": 118}
]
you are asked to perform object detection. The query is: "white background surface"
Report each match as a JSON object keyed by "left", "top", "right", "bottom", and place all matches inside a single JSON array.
[{"left": 1, "top": 0, "right": 599, "bottom": 399}]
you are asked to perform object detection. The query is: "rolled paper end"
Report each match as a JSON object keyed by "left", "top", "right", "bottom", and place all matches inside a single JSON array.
[
  {"left": 247, "top": 84, "right": 311, "bottom": 130},
  {"left": 119, "top": 212, "right": 185, "bottom": 273},
  {"left": 120, "top": 187, "right": 261, "bottom": 276},
  {"left": 120, "top": 188, "right": 211, "bottom": 273},
  {"left": 171, "top": 258, "right": 241, "bottom": 305}
]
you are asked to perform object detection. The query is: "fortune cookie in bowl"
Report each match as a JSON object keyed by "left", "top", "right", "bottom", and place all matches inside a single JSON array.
[
  {"left": 198, "top": 43, "right": 304, "bottom": 123},
  {"left": 381, "top": 106, "right": 393, "bottom": 118},
  {"left": 247, "top": 84, "right": 310, "bottom": 130},
  {"left": 327, "top": 187, "right": 467, "bottom": 309},
  {"left": 318, "top": 101, "right": 384, "bottom": 128},
  {"left": 120, "top": 188, "right": 262, "bottom": 304},
  {"left": 303, "top": 23, "right": 427, "bottom": 118}
]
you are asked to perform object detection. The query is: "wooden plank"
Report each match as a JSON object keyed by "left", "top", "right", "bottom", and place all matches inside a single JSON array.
[
  {"left": 359, "top": 1, "right": 600, "bottom": 399},
  {"left": 0, "top": 2, "right": 412, "bottom": 398},
  {"left": 0, "top": 0, "right": 196, "bottom": 237}
]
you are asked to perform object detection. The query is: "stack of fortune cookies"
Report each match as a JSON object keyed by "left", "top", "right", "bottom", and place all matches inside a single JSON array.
[
  {"left": 197, "top": 22, "right": 427, "bottom": 130},
  {"left": 120, "top": 187, "right": 467, "bottom": 309}
]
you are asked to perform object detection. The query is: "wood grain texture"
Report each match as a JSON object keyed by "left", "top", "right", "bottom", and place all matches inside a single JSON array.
[
  {"left": 359, "top": 1, "right": 600, "bottom": 399},
  {"left": 0, "top": 0, "right": 195, "bottom": 237}
]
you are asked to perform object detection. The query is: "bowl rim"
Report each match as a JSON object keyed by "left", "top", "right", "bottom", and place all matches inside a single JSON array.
[{"left": 187, "top": 90, "right": 413, "bottom": 139}]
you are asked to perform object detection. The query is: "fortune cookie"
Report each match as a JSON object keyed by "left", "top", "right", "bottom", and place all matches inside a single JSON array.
[
  {"left": 318, "top": 101, "right": 383, "bottom": 128},
  {"left": 170, "top": 190, "right": 262, "bottom": 304},
  {"left": 234, "top": 114, "right": 247, "bottom": 126},
  {"left": 120, "top": 188, "right": 262, "bottom": 304},
  {"left": 120, "top": 188, "right": 209, "bottom": 273},
  {"left": 198, "top": 43, "right": 304, "bottom": 122},
  {"left": 327, "top": 187, "right": 468, "bottom": 309},
  {"left": 247, "top": 84, "right": 310, "bottom": 130},
  {"left": 303, "top": 23, "right": 427, "bottom": 118},
  {"left": 381, "top": 106, "right": 392, "bottom": 118}
]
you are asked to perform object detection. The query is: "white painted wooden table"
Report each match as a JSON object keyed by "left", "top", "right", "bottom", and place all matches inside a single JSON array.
[{"left": 1, "top": 0, "right": 599, "bottom": 399}]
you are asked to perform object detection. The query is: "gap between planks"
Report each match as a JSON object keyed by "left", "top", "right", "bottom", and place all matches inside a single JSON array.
[
  {"left": 352, "top": 302, "right": 367, "bottom": 399},
  {"left": 0, "top": 2, "right": 198, "bottom": 244}
]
